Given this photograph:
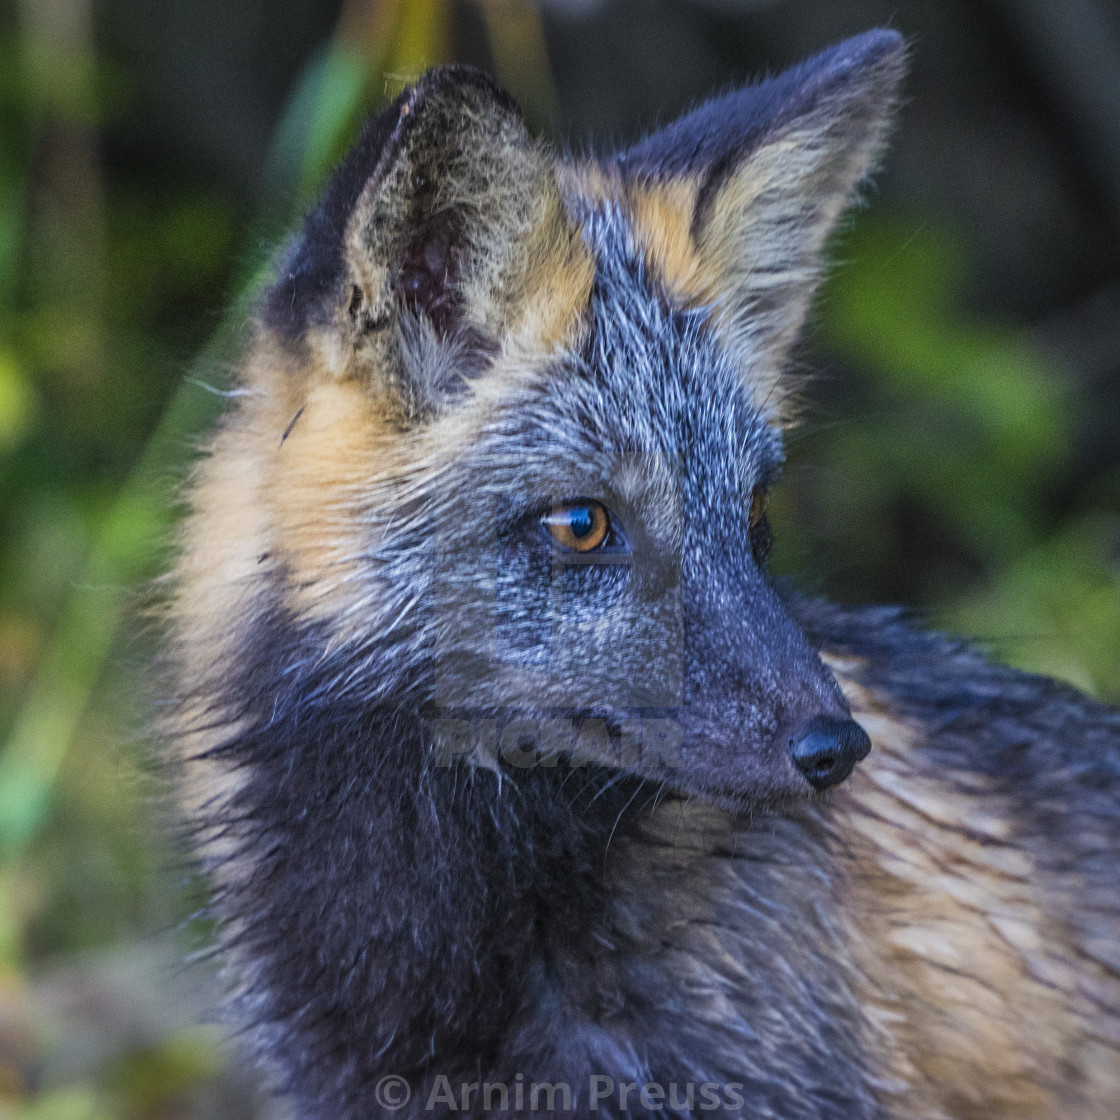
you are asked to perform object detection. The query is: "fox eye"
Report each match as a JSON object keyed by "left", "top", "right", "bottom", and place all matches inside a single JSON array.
[
  {"left": 748, "top": 484, "right": 768, "bottom": 529},
  {"left": 748, "top": 483, "right": 772, "bottom": 564},
  {"left": 542, "top": 500, "right": 612, "bottom": 553}
]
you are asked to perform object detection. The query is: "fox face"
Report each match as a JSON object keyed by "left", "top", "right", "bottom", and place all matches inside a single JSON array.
[{"left": 172, "top": 33, "right": 905, "bottom": 828}]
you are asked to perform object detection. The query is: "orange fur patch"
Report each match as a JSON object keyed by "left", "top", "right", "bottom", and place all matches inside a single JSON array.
[
  {"left": 625, "top": 179, "right": 712, "bottom": 307},
  {"left": 560, "top": 163, "right": 799, "bottom": 421},
  {"left": 560, "top": 166, "right": 715, "bottom": 309},
  {"left": 267, "top": 378, "right": 393, "bottom": 614},
  {"left": 503, "top": 191, "right": 595, "bottom": 356}
]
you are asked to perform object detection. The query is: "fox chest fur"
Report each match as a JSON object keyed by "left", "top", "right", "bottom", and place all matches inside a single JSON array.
[{"left": 162, "top": 31, "right": 1120, "bottom": 1120}]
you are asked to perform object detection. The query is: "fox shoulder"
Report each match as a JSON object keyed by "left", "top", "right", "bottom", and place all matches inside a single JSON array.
[{"left": 805, "top": 601, "right": 1120, "bottom": 1118}]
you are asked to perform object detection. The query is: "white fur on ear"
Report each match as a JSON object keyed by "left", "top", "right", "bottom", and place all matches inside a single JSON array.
[
  {"left": 622, "top": 31, "right": 907, "bottom": 421},
  {"left": 699, "top": 36, "right": 906, "bottom": 399}
]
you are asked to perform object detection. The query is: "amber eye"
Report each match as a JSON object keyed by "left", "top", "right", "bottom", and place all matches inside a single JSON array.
[
  {"left": 542, "top": 500, "right": 611, "bottom": 553},
  {"left": 749, "top": 484, "right": 768, "bottom": 529}
]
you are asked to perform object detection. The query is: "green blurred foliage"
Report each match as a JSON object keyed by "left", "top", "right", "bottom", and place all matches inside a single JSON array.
[
  {"left": 772, "top": 217, "right": 1120, "bottom": 700},
  {"left": 0, "top": 0, "right": 449, "bottom": 1115},
  {"left": 0, "top": 2, "right": 1116, "bottom": 1117}
]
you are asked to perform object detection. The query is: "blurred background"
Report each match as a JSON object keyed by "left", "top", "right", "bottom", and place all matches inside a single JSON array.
[{"left": 0, "top": 0, "right": 1118, "bottom": 1116}]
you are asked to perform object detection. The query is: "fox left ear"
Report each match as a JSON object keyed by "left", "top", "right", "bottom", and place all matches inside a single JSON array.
[
  {"left": 263, "top": 65, "right": 592, "bottom": 419},
  {"left": 620, "top": 30, "right": 907, "bottom": 416}
]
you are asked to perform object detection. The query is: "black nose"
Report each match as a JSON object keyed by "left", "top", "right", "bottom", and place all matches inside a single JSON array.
[{"left": 789, "top": 716, "right": 871, "bottom": 791}]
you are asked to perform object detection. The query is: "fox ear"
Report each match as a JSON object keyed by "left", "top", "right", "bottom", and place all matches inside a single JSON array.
[
  {"left": 621, "top": 30, "right": 907, "bottom": 413},
  {"left": 264, "top": 66, "right": 589, "bottom": 416}
]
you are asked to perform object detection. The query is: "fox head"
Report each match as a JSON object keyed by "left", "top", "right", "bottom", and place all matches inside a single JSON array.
[
  {"left": 172, "top": 31, "right": 905, "bottom": 820},
  {"left": 166, "top": 33, "right": 908, "bottom": 1111}
]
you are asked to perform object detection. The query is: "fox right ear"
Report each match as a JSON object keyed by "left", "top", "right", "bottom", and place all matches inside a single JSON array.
[
  {"left": 264, "top": 66, "right": 591, "bottom": 418},
  {"left": 620, "top": 30, "right": 906, "bottom": 419}
]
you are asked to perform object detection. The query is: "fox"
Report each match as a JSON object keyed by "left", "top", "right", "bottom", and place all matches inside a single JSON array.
[{"left": 161, "top": 28, "right": 1120, "bottom": 1120}]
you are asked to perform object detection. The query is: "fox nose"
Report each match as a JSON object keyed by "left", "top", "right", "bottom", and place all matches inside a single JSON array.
[{"left": 789, "top": 716, "right": 871, "bottom": 791}]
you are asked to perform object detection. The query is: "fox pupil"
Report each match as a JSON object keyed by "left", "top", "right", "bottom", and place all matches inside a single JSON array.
[{"left": 569, "top": 507, "right": 593, "bottom": 537}]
